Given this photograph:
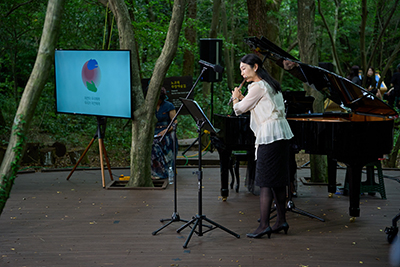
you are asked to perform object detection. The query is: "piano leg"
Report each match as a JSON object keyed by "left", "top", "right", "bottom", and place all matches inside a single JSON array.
[
  {"left": 245, "top": 150, "right": 256, "bottom": 195},
  {"left": 217, "top": 147, "right": 232, "bottom": 199},
  {"left": 327, "top": 157, "right": 337, "bottom": 195},
  {"left": 347, "top": 164, "right": 363, "bottom": 217}
]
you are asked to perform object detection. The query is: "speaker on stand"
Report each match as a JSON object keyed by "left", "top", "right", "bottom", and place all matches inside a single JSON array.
[{"left": 199, "top": 38, "right": 223, "bottom": 122}]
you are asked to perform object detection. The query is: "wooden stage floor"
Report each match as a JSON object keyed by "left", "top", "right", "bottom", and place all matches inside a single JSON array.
[{"left": 1, "top": 165, "right": 399, "bottom": 267}]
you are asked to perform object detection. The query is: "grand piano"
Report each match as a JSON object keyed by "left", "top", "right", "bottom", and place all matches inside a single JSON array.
[
  {"left": 213, "top": 113, "right": 256, "bottom": 198},
  {"left": 215, "top": 36, "right": 397, "bottom": 218}
]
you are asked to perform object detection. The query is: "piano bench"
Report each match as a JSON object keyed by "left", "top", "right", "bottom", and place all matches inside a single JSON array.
[
  {"left": 344, "top": 160, "right": 387, "bottom": 199},
  {"left": 229, "top": 152, "right": 248, "bottom": 193}
]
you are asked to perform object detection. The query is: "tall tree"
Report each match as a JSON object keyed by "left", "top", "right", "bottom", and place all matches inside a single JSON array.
[
  {"left": 247, "top": 0, "right": 282, "bottom": 80},
  {"left": 202, "top": 0, "right": 222, "bottom": 119},
  {"left": 0, "top": 1, "right": 46, "bottom": 107},
  {"left": 105, "top": 0, "right": 187, "bottom": 187},
  {"left": 182, "top": 0, "right": 197, "bottom": 77},
  {"left": 0, "top": 0, "right": 66, "bottom": 215},
  {"left": 221, "top": 0, "right": 233, "bottom": 89},
  {"left": 364, "top": 0, "right": 399, "bottom": 75},
  {"left": 317, "top": 0, "right": 343, "bottom": 76},
  {"left": 209, "top": 0, "right": 222, "bottom": 39},
  {"left": 298, "top": 0, "right": 327, "bottom": 183}
]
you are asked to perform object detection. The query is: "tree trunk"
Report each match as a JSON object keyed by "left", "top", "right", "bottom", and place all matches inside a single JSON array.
[
  {"left": 0, "top": 110, "right": 5, "bottom": 127},
  {"left": 107, "top": 0, "right": 186, "bottom": 187},
  {"left": 317, "top": 0, "right": 343, "bottom": 76},
  {"left": 202, "top": 0, "right": 222, "bottom": 119},
  {"left": 0, "top": 0, "right": 66, "bottom": 215},
  {"left": 182, "top": 0, "right": 196, "bottom": 77},
  {"left": 365, "top": 0, "right": 399, "bottom": 73},
  {"left": 298, "top": 0, "right": 327, "bottom": 183},
  {"left": 386, "top": 127, "right": 400, "bottom": 168},
  {"left": 221, "top": 0, "right": 233, "bottom": 89},
  {"left": 247, "top": 0, "right": 282, "bottom": 81},
  {"left": 332, "top": 0, "right": 340, "bottom": 73},
  {"left": 377, "top": 40, "right": 400, "bottom": 89},
  {"left": 209, "top": 0, "right": 221, "bottom": 38},
  {"left": 360, "top": 0, "right": 367, "bottom": 74}
]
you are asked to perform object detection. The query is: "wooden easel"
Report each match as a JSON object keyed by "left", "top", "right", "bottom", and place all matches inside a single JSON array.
[{"left": 66, "top": 116, "right": 113, "bottom": 188}]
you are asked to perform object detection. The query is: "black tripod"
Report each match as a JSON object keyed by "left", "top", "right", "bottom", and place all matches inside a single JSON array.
[
  {"left": 176, "top": 98, "right": 240, "bottom": 248},
  {"left": 270, "top": 152, "right": 325, "bottom": 222},
  {"left": 152, "top": 67, "right": 209, "bottom": 235},
  {"left": 152, "top": 123, "right": 189, "bottom": 235}
]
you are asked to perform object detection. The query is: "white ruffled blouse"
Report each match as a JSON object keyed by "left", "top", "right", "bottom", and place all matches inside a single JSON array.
[{"left": 233, "top": 80, "right": 294, "bottom": 158}]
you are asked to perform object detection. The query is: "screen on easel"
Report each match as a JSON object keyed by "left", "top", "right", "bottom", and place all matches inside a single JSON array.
[{"left": 54, "top": 50, "right": 132, "bottom": 119}]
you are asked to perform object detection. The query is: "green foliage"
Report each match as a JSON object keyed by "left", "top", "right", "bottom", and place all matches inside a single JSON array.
[
  {"left": 1, "top": 0, "right": 400, "bottom": 167},
  {"left": 0, "top": 1, "right": 47, "bottom": 103}
]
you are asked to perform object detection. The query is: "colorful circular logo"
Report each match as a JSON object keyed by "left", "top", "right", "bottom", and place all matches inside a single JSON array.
[{"left": 82, "top": 59, "right": 101, "bottom": 92}]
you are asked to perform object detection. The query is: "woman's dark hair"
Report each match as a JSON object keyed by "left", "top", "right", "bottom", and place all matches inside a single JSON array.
[
  {"left": 367, "top": 66, "right": 375, "bottom": 76},
  {"left": 159, "top": 87, "right": 167, "bottom": 101},
  {"left": 240, "top": 54, "right": 281, "bottom": 94},
  {"left": 365, "top": 67, "right": 376, "bottom": 89},
  {"left": 347, "top": 65, "right": 359, "bottom": 80}
]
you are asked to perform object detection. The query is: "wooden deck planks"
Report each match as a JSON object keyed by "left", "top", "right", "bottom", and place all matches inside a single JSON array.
[{"left": 0, "top": 166, "right": 399, "bottom": 266}]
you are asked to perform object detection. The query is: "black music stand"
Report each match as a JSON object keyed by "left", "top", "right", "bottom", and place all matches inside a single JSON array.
[
  {"left": 176, "top": 98, "right": 240, "bottom": 248},
  {"left": 152, "top": 67, "right": 209, "bottom": 235},
  {"left": 151, "top": 123, "right": 190, "bottom": 234}
]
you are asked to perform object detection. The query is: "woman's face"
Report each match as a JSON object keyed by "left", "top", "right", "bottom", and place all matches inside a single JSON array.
[
  {"left": 240, "top": 62, "right": 258, "bottom": 82},
  {"left": 367, "top": 68, "right": 374, "bottom": 77}
]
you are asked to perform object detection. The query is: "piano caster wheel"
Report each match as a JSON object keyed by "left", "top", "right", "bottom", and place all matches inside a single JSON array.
[
  {"left": 328, "top": 193, "right": 334, "bottom": 198},
  {"left": 350, "top": 217, "right": 356, "bottom": 223}
]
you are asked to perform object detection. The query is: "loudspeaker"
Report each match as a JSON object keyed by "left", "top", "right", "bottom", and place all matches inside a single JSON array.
[{"left": 200, "top": 38, "right": 223, "bottom": 82}]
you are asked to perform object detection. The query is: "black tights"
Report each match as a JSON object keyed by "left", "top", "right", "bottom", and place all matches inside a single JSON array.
[{"left": 251, "top": 186, "right": 287, "bottom": 234}]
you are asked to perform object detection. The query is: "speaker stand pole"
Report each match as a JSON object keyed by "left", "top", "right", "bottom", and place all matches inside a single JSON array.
[{"left": 210, "top": 82, "right": 214, "bottom": 123}]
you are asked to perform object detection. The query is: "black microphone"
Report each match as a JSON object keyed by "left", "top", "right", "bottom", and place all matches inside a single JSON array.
[{"left": 199, "top": 60, "right": 224, "bottom": 73}]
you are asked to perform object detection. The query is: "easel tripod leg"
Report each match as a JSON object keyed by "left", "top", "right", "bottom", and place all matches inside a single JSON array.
[
  {"left": 66, "top": 138, "right": 95, "bottom": 180},
  {"left": 98, "top": 139, "right": 106, "bottom": 188},
  {"left": 99, "top": 138, "right": 113, "bottom": 181}
]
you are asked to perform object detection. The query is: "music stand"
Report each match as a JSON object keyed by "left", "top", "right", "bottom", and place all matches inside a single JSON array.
[
  {"left": 176, "top": 98, "right": 240, "bottom": 248},
  {"left": 152, "top": 68, "right": 209, "bottom": 235}
]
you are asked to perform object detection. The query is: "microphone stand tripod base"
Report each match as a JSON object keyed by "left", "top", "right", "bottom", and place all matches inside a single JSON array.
[{"left": 152, "top": 212, "right": 188, "bottom": 236}]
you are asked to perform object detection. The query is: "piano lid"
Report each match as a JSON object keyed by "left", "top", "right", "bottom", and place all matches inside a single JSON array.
[{"left": 244, "top": 36, "right": 397, "bottom": 117}]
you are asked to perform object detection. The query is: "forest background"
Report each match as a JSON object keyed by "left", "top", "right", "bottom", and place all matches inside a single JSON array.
[{"left": 1, "top": 0, "right": 400, "bottom": 174}]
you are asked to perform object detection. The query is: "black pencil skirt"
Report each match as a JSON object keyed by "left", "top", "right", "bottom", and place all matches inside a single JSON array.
[{"left": 255, "top": 139, "right": 290, "bottom": 188}]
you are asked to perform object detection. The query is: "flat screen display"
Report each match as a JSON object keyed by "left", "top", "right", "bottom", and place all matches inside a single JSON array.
[{"left": 54, "top": 50, "right": 132, "bottom": 118}]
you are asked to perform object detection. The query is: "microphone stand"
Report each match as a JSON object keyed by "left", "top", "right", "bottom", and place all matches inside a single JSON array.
[{"left": 152, "top": 67, "right": 209, "bottom": 235}]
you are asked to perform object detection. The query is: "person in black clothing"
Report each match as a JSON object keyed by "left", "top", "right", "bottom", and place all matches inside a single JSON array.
[
  {"left": 391, "top": 64, "right": 400, "bottom": 97},
  {"left": 347, "top": 65, "right": 362, "bottom": 86},
  {"left": 365, "top": 66, "right": 382, "bottom": 99},
  {"left": 385, "top": 64, "right": 400, "bottom": 107}
]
